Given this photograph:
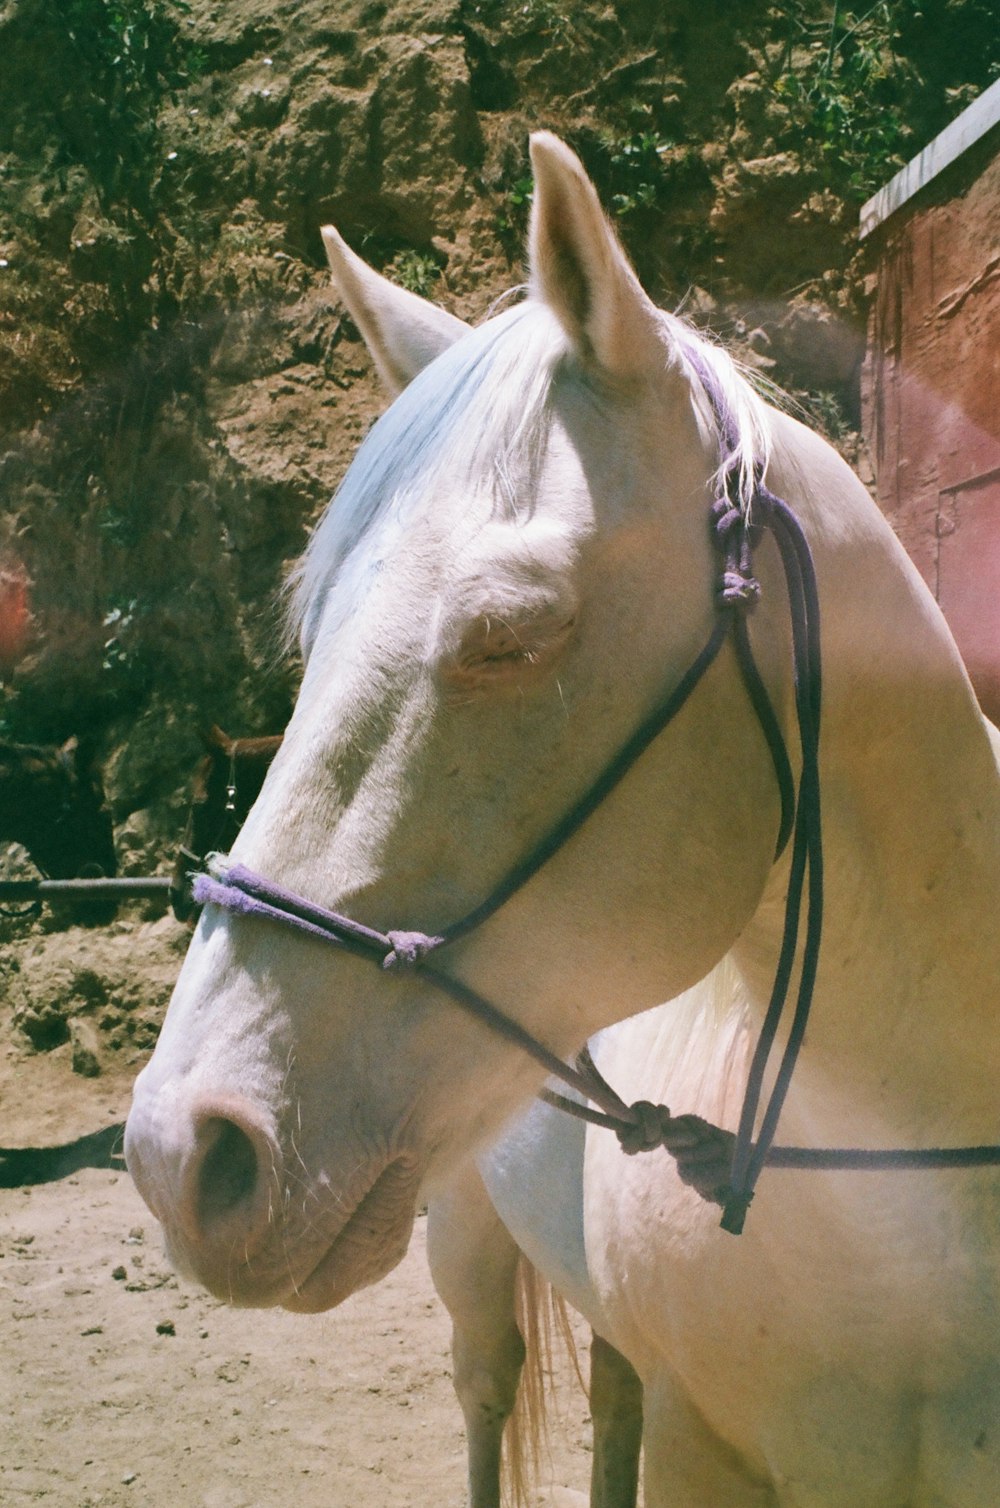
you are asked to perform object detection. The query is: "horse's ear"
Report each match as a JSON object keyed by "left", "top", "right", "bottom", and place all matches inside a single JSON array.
[
  {"left": 320, "top": 226, "right": 469, "bottom": 396},
  {"left": 201, "top": 725, "right": 232, "bottom": 755},
  {"left": 528, "top": 132, "right": 667, "bottom": 379}
]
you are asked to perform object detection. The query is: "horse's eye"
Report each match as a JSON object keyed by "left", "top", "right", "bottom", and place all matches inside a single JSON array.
[{"left": 444, "top": 609, "right": 577, "bottom": 693}]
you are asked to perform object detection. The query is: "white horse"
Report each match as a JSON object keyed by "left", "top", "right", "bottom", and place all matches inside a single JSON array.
[{"left": 125, "top": 133, "right": 1000, "bottom": 1505}]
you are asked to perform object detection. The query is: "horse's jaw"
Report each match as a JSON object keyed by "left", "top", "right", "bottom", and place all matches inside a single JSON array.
[{"left": 168, "top": 1159, "right": 421, "bottom": 1312}]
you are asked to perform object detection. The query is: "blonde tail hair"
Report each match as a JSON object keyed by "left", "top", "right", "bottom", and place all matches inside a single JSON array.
[{"left": 502, "top": 1255, "right": 586, "bottom": 1508}]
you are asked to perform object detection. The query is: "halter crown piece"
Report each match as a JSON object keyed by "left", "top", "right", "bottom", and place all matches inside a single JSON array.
[{"left": 193, "top": 377, "right": 1000, "bottom": 1237}]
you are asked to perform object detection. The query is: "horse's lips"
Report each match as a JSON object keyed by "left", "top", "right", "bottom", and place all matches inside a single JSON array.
[{"left": 281, "top": 1157, "right": 420, "bottom": 1314}]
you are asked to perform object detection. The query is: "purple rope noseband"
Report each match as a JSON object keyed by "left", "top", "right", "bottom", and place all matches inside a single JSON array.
[{"left": 192, "top": 391, "right": 1000, "bottom": 1236}]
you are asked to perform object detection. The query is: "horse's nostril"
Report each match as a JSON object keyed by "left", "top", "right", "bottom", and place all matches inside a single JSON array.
[
  {"left": 127, "top": 1094, "right": 281, "bottom": 1280},
  {"left": 196, "top": 1116, "right": 264, "bottom": 1230}
]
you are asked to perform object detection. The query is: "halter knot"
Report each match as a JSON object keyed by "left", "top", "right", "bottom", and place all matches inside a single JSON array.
[
  {"left": 617, "top": 1102, "right": 736, "bottom": 1208},
  {"left": 382, "top": 929, "right": 445, "bottom": 970},
  {"left": 718, "top": 568, "right": 762, "bottom": 610},
  {"left": 616, "top": 1099, "right": 670, "bottom": 1154},
  {"left": 711, "top": 497, "right": 761, "bottom": 612}
]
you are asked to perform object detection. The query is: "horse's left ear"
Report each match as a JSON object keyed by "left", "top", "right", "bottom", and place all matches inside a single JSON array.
[
  {"left": 528, "top": 132, "right": 668, "bottom": 380},
  {"left": 321, "top": 225, "right": 469, "bottom": 396}
]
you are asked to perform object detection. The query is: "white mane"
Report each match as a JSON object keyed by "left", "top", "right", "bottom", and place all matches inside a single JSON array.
[
  {"left": 288, "top": 297, "right": 771, "bottom": 655},
  {"left": 667, "top": 314, "right": 773, "bottom": 514}
]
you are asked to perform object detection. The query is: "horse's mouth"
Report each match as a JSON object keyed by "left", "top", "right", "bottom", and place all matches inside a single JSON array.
[{"left": 281, "top": 1155, "right": 422, "bottom": 1314}]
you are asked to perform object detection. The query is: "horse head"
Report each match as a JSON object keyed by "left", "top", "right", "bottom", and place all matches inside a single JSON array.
[{"left": 126, "top": 135, "right": 791, "bottom": 1310}]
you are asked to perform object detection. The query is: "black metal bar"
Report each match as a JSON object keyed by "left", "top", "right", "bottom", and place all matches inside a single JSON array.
[{"left": 0, "top": 877, "right": 174, "bottom": 900}]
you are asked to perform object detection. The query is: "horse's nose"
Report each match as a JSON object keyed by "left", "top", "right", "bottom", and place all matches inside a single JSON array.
[{"left": 126, "top": 1093, "right": 282, "bottom": 1273}]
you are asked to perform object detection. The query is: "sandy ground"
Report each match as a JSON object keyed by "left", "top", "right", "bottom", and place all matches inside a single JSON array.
[{"left": 0, "top": 996, "right": 597, "bottom": 1508}]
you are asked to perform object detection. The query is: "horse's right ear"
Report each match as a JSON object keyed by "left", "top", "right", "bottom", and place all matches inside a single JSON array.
[{"left": 321, "top": 226, "right": 469, "bottom": 396}]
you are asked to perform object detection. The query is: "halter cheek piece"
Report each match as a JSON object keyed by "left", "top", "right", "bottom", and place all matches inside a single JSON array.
[{"left": 194, "top": 391, "right": 1000, "bottom": 1236}]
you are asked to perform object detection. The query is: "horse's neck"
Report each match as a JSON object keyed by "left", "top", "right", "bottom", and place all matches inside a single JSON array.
[{"left": 734, "top": 428, "right": 1000, "bottom": 1141}]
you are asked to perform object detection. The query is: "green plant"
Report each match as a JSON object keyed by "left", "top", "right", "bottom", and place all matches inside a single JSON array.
[
  {"left": 387, "top": 248, "right": 441, "bottom": 298},
  {"left": 495, "top": 174, "right": 534, "bottom": 232},
  {"left": 52, "top": 0, "right": 194, "bottom": 216},
  {"left": 798, "top": 387, "right": 853, "bottom": 443},
  {"left": 33, "top": 0, "right": 210, "bottom": 330},
  {"left": 507, "top": 0, "right": 578, "bottom": 45},
  {"left": 771, "top": 3, "right": 915, "bottom": 196},
  {"left": 184, "top": 43, "right": 210, "bottom": 82},
  {"left": 606, "top": 131, "right": 674, "bottom": 217},
  {"left": 101, "top": 599, "right": 138, "bottom": 675}
]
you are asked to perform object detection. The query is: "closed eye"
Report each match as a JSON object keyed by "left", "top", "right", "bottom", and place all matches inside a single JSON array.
[{"left": 444, "top": 609, "right": 578, "bottom": 693}]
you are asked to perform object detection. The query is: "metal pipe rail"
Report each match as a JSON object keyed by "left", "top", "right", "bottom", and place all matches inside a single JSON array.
[{"left": 0, "top": 877, "right": 173, "bottom": 901}]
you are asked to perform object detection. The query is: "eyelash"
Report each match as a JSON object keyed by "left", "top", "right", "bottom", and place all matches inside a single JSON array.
[
  {"left": 446, "top": 612, "right": 577, "bottom": 690},
  {"left": 467, "top": 621, "right": 536, "bottom": 666}
]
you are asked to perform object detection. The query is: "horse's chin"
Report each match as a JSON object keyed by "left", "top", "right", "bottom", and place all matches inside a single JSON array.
[{"left": 281, "top": 1156, "right": 421, "bottom": 1314}]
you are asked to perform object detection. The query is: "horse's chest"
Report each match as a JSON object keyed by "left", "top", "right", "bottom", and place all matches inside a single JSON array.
[{"left": 590, "top": 1162, "right": 1000, "bottom": 1503}]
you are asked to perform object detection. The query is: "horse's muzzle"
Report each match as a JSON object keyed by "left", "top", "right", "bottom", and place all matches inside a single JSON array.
[{"left": 125, "top": 1091, "right": 285, "bottom": 1302}]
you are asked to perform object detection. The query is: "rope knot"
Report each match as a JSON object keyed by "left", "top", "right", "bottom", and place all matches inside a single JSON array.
[
  {"left": 617, "top": 1104, "right": 737, "bottom": 1209},
  {"left": 617, "top": 1100, "right": 672, "bottom": 1155},
  {"left": 718, "top": 568, "right": 762, "bottom": 610},
  {"left": 382, "top": 930, "right": 444, "bottom": 971},
  {"left": 711, "top": 495, "right": 762, "bottom": 613}
]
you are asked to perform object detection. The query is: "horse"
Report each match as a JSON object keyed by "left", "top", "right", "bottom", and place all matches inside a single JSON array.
[
  {"left": 168, "top": 718, "right": 643, "bottom": 1505},
  {"left": 0, "top": 736, "right": 116, "bottom": 883},
  {"left": 125, "top": 132, "right": 1000, "bottom": 1505}
]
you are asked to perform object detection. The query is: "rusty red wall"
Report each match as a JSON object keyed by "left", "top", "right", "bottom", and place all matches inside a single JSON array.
[{"left": 861, "top": 140, "right": 1000, "bottom": 724}]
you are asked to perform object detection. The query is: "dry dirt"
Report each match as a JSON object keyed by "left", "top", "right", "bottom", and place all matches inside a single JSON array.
[{"left": 0, "top": 914, "right": 597, "bottom": 1508}]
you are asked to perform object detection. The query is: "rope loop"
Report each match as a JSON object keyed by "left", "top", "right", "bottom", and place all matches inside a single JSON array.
[{"left": 711, "top": 497, "right": 743, "bottom": 540}]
